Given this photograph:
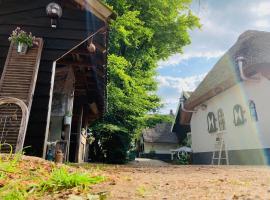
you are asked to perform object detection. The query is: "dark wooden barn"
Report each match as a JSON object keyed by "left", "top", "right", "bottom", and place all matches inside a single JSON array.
[
  {"left": 0, "top": 0, "right": 115, "bottom": 162},
  {"left": 172, "top": 91, "right": 191, "bottom": 144}
]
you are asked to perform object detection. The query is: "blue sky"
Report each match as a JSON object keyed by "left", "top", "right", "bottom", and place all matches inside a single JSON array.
[{"left": 157, "top": 0, "right": 270, "bottom": 114}]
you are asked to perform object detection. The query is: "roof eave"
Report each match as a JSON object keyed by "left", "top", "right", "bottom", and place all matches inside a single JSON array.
[{"left": 74, "top": 0, "right": 117, "bottom": 22}]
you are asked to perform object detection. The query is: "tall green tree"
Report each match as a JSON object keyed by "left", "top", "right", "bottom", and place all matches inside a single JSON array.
[{"left": 90, "top": 0, "right": 200, "bottom": 163}]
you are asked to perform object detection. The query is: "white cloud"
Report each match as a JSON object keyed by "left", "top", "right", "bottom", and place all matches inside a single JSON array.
[
  {"left": 157, "top": 74, "right": 206, "bottom": 93},
  {"left": 254, "top": 20, "right": 270, "bottom": 28},
  {"left": 158, "top": 51, "right": 224, "bottom": 68},
  {"left": 156, "top": 73, "right": 206, "bottom": 112},
  {"left": 251, "top": 2, "right": 270, "bottom": 17}
]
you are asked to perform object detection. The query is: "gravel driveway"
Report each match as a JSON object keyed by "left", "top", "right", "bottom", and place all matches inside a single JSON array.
[{"left": 90, "top": 159, "right": 270, "bottom": 200}]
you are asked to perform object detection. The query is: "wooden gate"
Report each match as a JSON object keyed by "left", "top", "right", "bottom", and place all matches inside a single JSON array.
[{"left": 0, "top": 38, "right": 43, "bottom": 153}]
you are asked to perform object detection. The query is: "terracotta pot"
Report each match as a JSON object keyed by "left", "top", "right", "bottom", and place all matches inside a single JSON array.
[
  {"left": 55, "top": 149, "right": 64, "bottom": 163},
  {"left": 17, "top": 42, "right": 28, "bottom": 54}
]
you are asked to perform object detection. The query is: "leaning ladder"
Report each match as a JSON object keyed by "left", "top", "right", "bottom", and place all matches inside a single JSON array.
[{"left": 211, "top": 133, "right": 229, "bottom": 165}]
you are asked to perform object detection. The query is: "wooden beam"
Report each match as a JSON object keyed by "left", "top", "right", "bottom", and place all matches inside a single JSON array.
[
  {"left": 70, "top": 43, "right": 107, "bottom": 55},
  {"left": 95, "top": 43, "right": 106, "bottom": 54},
  {"left": 57, "top": 60, "right": 94, "bottom": 68}
]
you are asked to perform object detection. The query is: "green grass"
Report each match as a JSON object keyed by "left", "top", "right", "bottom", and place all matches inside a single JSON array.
[
  {"left": 39, "top": 167, "right": 105, "bottom": 192},
  {"left": 0, "top": 146, "right": 106, "bottom": 200},
  {"left": 0, "top": 184, "right": 28, "bottom": 200},
  {"left": 0, "top": 144, "right": 22, "bottom": 173},
  {"left": 136, "top": 185, "right": 147, "bottom": 197}
]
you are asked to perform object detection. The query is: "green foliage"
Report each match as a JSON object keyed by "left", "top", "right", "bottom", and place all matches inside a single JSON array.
[
  {"left": 39, "top": 167, "right": 105, "bottom": 192},
  {"left": 0, "top": 143, "right": 22, "bottom": 173},
  {"left": 8, "top": 27, "right": 36, "bottom": 47},
  {"left": 89, "top": 124, "right": 131, "bottom": 164},
  {"left": 92, "top": 0, "right": 200, "bottom": 163},
  {"left": 173, "top": 153, "right": 190, "bottom": 165},
  {"left": 142, "top": 114, "right": 174, "bottom": 128},
  {"left": 0, "top": 186, "right": 27, "bottom": 200}
]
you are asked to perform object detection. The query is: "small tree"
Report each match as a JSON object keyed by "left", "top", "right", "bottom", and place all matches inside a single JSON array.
[{"left": 92, "top": 0, "right": 200, "bottom": 163}]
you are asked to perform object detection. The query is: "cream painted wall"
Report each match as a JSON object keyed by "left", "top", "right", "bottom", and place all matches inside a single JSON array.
[
  {"left": 144, "top": 142, "right": 179, "bottom": 154},
  {"left": 190, "top": 73, "right": 270, "bottom": 153}
]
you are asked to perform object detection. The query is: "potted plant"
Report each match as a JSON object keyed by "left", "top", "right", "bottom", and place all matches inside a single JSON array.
[
  {"left": 64, "top": 111, "right": 72, "bottom": 125},
  {"left": 8, "top": 27, "right": 36, "bottom": 54}
]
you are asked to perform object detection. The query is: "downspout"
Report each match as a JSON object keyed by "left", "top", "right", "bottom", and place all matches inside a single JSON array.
[
  {"left": 180, "top": 97, "right": 196, "bottom": 113},
  {"left": 236, "top": 56, "right": 259, "bottom": 81}
]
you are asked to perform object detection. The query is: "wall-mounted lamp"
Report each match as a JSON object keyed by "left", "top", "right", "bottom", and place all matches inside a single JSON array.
[
  {"left": 46, "top": 2, "right": 62, "bottom": 28},
  {"left": 87, "top": 38, "right": 96, "bottom": 53}
]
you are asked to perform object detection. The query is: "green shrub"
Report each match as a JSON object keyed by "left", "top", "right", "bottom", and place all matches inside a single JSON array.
[
  {"left": 173, "top": 153, "right": 190, "bottom": 165},
  {"left": 89, "top": 124, "right": 131, "bottom": 164}
]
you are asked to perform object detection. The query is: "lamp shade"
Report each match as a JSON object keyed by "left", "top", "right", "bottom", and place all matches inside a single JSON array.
[{"left": 46, "top": 2, "right": 62, "bottom": 19}]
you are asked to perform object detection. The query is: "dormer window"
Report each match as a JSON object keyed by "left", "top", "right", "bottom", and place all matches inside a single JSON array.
[
  {"left": 249, "top": 100, "right": 258, "bottom": 121},
  {"left": 233, "top": 104, "right": 245, "bottom": 126},
  {"left": 207, "top": 112, "right": 218, "bottom": 133},
  {"left": 217, "top": 109, "right": 226, "bottom": 131}
]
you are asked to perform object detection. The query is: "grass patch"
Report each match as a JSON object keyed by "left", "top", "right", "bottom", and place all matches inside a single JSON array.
[
  {"left": 136, "top": 185, "right": 147, "bottom": 197},
  {"left": 0, "top": 144, "right": 22, "bottom": 173},
  {"left": 39, "top": 167, "right": 105, "bottom": 192},
  {"left": 0, "top": 183, "right": 28, "bottom": 200},
  {"left": 0, "top": 150, "right": 106, "bottom": 200}
]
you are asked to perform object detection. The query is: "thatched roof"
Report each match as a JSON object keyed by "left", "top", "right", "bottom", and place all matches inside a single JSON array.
[
  {"left": 143, "top": 123, "right": 178, "bottom": 144},
  {"left": 181, "top": 30, "right": 270, "bottom": 124}
]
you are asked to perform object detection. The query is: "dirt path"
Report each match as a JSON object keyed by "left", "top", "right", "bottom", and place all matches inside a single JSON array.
[{"left": 90, "top": 159, "right": 270, "bottom": 200}]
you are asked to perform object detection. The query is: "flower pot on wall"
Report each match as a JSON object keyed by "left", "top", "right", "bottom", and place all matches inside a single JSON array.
[
  {"left": 17, "top": 42, "right": 28, "bottom": 55},
  {"left": 64, "top": 116, "right": 72, "bottom": 125}
]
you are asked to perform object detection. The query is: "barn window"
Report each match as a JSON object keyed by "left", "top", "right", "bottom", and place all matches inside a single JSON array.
[
  {"left": 217, "top": 109, "right": 226, "bottom": 131},
  {"left": 249, "top": 100, "right": 258, "bottom": 121},
  {"left": 207, "top": 112, "right": 218, "bottom": 133}
]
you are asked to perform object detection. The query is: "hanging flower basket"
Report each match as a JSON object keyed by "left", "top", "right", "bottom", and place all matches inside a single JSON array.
[
  {"left": 17, "top": 42, "right": 28, "bottom": 54},
  {"left": 64, "top": 111, "right": 72, "bottom": 125},
  {"left": 8, "top": 27, "right": 37, "bottom": 55},
  {"left": 64, "top": 116, "right": 72, "bottom": 125}
]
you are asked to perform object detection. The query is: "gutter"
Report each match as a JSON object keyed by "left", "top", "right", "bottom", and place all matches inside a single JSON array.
[
  {"left": 236, "top": 56, "right": 260, "bottom": 81},
  {"left": 180, "top": 97, "right": 196, "bottom": 113}
]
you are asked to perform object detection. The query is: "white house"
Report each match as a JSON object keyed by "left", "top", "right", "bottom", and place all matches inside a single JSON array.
[
  {"left": 180, "top": 30, "right": 270, "bottom": 165},
  {"left": 139, "top": 122, "right": 179, "bottom": 161}
]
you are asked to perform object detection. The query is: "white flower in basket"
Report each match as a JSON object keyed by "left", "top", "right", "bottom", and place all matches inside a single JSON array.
[{"left": 8, "top": 27, "right": 37, "bottom": 55}]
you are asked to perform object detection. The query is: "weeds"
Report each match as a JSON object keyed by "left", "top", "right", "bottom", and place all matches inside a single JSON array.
[
  {"left": 39, "top": 166, "right": 105, "bottom": 192},
  {"left": 136, "top": 185, "right": 147, "bottom": 197},
  {"left": 0, "top": 145, "right": 106, "bottom": 200},
  {"left": 0, "top": 180, "right": 29, "bottom": 200},
  {"left": 0, "top": 143, "right": 22, "bottom": 173}
]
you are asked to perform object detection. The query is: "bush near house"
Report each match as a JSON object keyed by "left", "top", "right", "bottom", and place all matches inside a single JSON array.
[{"left": 89, "top": 124, "right": 131, "bottom": 164}]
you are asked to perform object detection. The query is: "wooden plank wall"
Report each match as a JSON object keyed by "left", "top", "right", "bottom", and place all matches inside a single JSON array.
[{"left": 0, "top": 0, "right": 104, "bottom": 156}]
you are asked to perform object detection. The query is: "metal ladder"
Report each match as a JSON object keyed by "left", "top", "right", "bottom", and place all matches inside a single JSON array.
[{"left": 211, "top": 133, "right": 229, "bottom": 165}]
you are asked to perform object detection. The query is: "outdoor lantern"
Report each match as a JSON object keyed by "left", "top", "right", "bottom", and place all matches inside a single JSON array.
[
  {"left": 87, "top": 38, "right": 96, "bottom": 53},
  {"left": 46, "top": 2, "right": 62, "bottom": 28}
]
